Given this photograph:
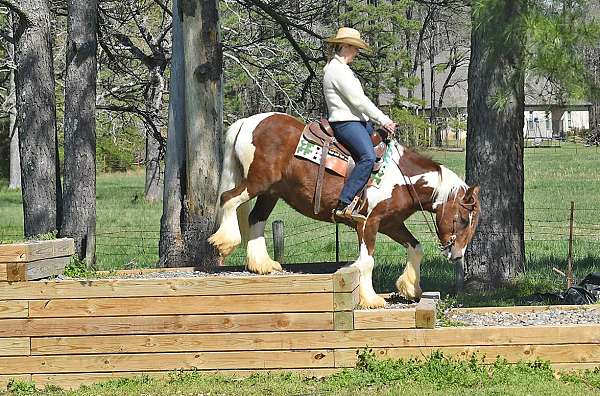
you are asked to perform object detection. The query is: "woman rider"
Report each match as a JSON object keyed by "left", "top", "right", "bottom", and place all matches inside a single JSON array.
[{"left": 323, "top": 27, "right": 397, "bottom": 222}]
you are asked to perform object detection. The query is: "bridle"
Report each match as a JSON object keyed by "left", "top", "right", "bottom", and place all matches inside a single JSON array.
[{"left": 394, "top": 143, "right": 475, "bottom": 253}]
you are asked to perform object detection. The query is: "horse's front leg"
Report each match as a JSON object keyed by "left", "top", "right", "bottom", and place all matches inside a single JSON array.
[
  {"left": 383, "top": 223, "right": 423, "bottom": 300},
  {"left": 351, "top": 219, "right": 386, "bottom": 309}
]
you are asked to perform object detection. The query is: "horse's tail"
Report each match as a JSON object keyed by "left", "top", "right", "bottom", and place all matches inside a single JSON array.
[{"left": 217, "top": 118, "right": 251, "bottom": 243}]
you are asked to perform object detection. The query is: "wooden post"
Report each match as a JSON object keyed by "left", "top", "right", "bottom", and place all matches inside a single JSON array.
[
  {"left": 272, "top": 220, "right": 284, "bottom": 264},
  {"left": 335, "top": 223, "right": 340, "bottom": 264},
  {"left": 84, "top": 222, "right": 96, "bottom": 271},
  {"left": 567, "top": 201, "right": 574, "bottom": 288}
]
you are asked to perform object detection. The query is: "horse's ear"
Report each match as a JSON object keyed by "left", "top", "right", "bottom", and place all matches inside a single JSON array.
[{"left": 463, "top": 185, "right": 480, "bottom": 203}]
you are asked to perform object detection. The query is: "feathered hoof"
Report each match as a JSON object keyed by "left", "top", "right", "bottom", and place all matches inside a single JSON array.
[
  {"left": 208, "top": 231, "right": 240, "bottom": 258},
  {"left": 246, "top": 257, "right": 282, "bottom": 275},
  {"left": 395, "top": 274, "right": 423, "bottom": 300},
  {"left": 359, "top": 293, "right": 386, "bottom": 309}
]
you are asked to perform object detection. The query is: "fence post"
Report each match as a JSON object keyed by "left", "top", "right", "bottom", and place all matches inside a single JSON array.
[
  {"left": 84, "top": 222, "right": 97, "bottom": 271},
  {"left": 272, "top": 220, "right": 284, "bottom": 264},
  {"left": 335, "top": 223, "right": 340, "bottom": 264},
  {"left": 567, "top": 201, "right": 574, "bottom": 288}
]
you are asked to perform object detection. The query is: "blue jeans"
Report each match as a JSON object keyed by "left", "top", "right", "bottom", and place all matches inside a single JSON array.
[{"left": 330, "top": 121, "right": 375, "bottom": 205}]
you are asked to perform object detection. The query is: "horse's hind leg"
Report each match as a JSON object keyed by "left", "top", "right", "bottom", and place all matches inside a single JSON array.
[
  {"left": 208, "top": 185, "right": 251, "bottom": 257},
  {"left": 245, "top": 193, "right": 282, "bottom": 274}
]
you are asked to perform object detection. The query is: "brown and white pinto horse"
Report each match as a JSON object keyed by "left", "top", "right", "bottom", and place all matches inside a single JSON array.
[{"left": 209, "top": 113, "right": 480, "bottom": 308}]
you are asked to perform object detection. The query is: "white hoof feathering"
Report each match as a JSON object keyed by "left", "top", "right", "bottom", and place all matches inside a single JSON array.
[
  {"left": 351, "top": 243, "right": 386, "bottom": 309},
  {"left": 245, "top": 222, "right": 282, "bottom": 274},
  {"left": 208, "top": 190, "right": 250, "bottom": 257},
  {"left": 396, "top": 244, "right": 423, "bottom": 300}
]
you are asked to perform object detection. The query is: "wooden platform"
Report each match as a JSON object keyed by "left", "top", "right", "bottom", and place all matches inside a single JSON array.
[
  {"left": 0, "top": 266, "right": 598, "bottom": 390},
  {"left": 0, "top": 238, "right": 74, "bottom": 282}
]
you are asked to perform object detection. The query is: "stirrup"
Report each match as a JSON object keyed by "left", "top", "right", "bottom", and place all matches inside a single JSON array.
[{"left": 332, "top": 196, "right": 367, "bottom": 223}]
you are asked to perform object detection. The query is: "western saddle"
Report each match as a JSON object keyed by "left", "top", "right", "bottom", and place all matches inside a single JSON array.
[{"left": 301, "top": 118, "right": 388, "bottom": 216}]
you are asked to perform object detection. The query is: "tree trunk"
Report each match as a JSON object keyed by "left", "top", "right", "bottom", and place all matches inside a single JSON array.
[
  {"left": 144, "top": 67, "right": 164, "bottom": 202},
  {"left": 181, "top": 0, "right": 223, "bottom": 266},
  {"left": 465, "top": 0, "right": 526, "bottom": 290},
  {"left": 159, "top": 0, "right": 223, "bottom": 268},
  {"left": 8, "top": 16, "right": 20, "bottom": 190},
  {"left": 14, "top": 0, "right": 61, "bottom": 237},
  {"left": 61, "top": 0, "right": 98, "bottom": 259},
  {"left": 587, "top": 47, "right": 600, "bottom": 145}
]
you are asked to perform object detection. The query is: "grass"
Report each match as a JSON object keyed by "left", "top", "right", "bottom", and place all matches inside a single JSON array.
[
  {"left": 2, "top": 351, "right": 600, "bottom": 395},
  {"left": 0, "top": 143, "right": 599, "bottom": 306}
]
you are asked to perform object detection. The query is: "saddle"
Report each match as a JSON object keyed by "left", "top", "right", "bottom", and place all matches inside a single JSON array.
[{"left": 301, "top": 119, "right": 388, "bottom": 215}]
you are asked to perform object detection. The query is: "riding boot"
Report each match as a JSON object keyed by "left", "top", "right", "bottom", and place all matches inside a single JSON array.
[{"left": 332, "top": 198, "right": 367, "bottom": 223}]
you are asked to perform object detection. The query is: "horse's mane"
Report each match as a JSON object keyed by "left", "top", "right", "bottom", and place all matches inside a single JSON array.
[{"left": 394, "top": 141, "right": 468, "bottom": 206}]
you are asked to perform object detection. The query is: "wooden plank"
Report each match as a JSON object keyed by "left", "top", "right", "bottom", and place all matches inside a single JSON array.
[
  {"left": 332, "top": 267, "right": 359, "bottom": 292},
  {"left": 0, "top": 350, "right": 335, "bottom": 374},
  {"left": 0, "top": 313, "right": 334, "bottom": 337},
  {"left": 0, "top": 374, "right": 31, "bottom": 387},
  {"left": 552, "top": 362, "right": 600, "bottom": 371},
  {"left": 333, "top": 311, "right": 353, "bottom": 331},
  {"left": 32, "top": 369, "right": 342, "bottom": 390},
  {"left": 26, "top": 256, "right": 69, "bottom": 281},
  {"left": 28, "top": 325, "right": 600, "bottom": 355},
  {"left": 354, "top": 309, "right": 416, "bottom": 330},
  {"left": 0, "top": 300, "right": 28, "bottom": 318},
  {"left": 0, "top": 263, "right": 26, "bottom": 282},
  {"left": 0, "top": 274, "right": 334, "bottom": 300},
  {"left": 415, "top": 298, "right": 436, "bottom": 329},
  {"left": 0, "top": 338, "right": 30, "bottom": 356},
  {"left": 450, "top": 304, "right": 600, "bottom": 315},
  {"left": 335, "top": 344, "right": 600, "bottom": 367},
  {"left": 0, "top": 238, "right": 74, "bottom": 263},
  {"left": 333, "top": 286, "right": 359, "bottom": 312},
  {"left": 29, "top": 293, "right": 334, "bottom": 318}
]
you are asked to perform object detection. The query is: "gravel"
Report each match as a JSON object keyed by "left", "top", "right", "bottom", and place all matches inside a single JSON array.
[
  {"left": 446, "top": 308, "right": 600, "bottom": 327},
  {"left": 56, "top": 269, "right": 295, "bottom": 281}
]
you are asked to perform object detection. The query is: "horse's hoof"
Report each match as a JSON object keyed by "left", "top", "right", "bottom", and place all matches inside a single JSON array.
[
  {"left": 359, "top": 294, "right": 386, "bottom": 309},
  {"left": 208, "top": 232, "right": 240, "bottom": 258},
  {"left": 396, "top": 275, "right": 422, "bottom": 300},
  {"left": 246, "top": 258, "right": 282, "bottom": 275}
]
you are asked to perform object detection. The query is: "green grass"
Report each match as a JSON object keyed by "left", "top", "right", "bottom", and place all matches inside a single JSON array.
[
  {"left": 3, "top": 352, "right": 600, "bottom": 395},
  {"left": 0, "top": 144, "right": 599, "bottom": 306}
]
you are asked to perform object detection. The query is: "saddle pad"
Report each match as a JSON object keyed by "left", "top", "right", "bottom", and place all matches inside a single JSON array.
[{"left": 294, "top": 134, "right": 392, "bottom": 188}]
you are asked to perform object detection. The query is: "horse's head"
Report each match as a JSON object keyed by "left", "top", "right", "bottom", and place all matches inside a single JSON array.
[{"left": 435, "top": 185, "right": 480, "bottom": 261}]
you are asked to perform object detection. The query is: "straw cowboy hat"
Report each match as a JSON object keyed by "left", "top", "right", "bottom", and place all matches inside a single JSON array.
[{"left": 325, "top": 27, "right": 369, "bottom": 50}]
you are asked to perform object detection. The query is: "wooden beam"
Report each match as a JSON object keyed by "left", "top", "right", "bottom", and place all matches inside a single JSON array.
[
  {"left": 353, "top": 309, "right": 416, "bottom": 330},
  {"left": 0, "top": 350, "right": 335, "bottom": 374},
  {"left": 334, "top": 343, "right": 600, "bottom": 367},
  {"left": 31, "top": 369, "right": 342, "bottom": 390},
  {"left": 0, "top": 300, "right": 28, "bottom": 318},
  {"left": 415, "top": 298, "right": 436, "bottom": 329},
  {"left": 333, "top": 311, "right": 353, "bottom": 331},
  {"left": 28, "top": 293, "right": 334, "bottom": 318},
  {"left": 0, "top": 274, "right": 334, "bottom": 300},
  {"left": 333, "top": 286, "right": 359, "bottom": 312},
  {"left": 1, "top": 313, "right": 334, "bottom": 337},
  {"left": 332, "top": 267, "right": 359, "bottom": 292},
  {"left": 0, "top": 239, "right": 74, "bottom": 263},
  {"left": 0, "top": 338, "right": 30, "bottom": 356}
]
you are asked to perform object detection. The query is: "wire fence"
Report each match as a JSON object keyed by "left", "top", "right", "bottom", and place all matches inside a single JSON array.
[{"left": 2, "top": 201, "right": 594, "bottom": 272}]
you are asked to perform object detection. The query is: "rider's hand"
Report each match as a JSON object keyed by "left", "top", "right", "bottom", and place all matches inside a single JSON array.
[{"left": 383, "top": 121, "right": 397, "bottom": 134}]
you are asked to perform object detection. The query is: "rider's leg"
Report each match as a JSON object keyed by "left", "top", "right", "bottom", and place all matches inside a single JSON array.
[{"left": 331, "top": 121, "right": 376, "bottom": 211}]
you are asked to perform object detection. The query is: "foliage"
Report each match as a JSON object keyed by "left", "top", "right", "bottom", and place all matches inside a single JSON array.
[{"left": 63, "top": 257, "right": 95, "bottom": 278}]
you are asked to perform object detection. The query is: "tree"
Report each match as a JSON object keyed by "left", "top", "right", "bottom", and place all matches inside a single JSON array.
[
  {"left": 159, "top": 0, "right": 223, "bottom": 267},
  {"left": 5, "top": 11, "right": 20, "bottom": 190},
  {"left": 465, "top": 0, "right": 527, "bottom": 289},
  {"left": 60, "top": 0, "right": 98, "bottom": 260},
  {"left": 2, "top": 0, "right": 62, "bottom": 236}
]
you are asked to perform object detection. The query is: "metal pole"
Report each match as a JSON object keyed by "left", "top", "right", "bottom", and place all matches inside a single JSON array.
[{"left": 567, "top": 201, "right": 574, "bottom": 288}]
